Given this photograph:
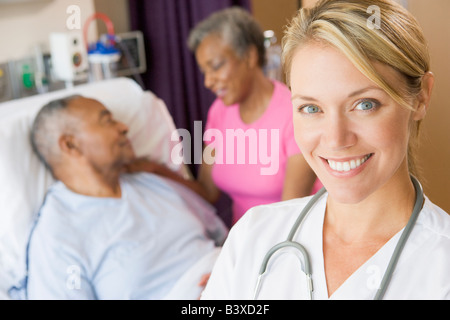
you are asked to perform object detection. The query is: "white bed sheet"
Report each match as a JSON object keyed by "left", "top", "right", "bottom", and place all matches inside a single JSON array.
[{"left": 0, "top": 78, "right": 189, "bottom": 299}]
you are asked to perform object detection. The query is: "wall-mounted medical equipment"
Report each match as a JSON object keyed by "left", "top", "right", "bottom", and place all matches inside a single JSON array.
[
  {"left": 83, "top": 12, "right": 121, "bottom": 82},
  {"left": 0, "top": 62, "right": 15, "bottom": 103},
  {"left": 0, "top": 57, "right": 46, "bottom": 102},
  {"left": 263, "top": 30, "right": 282, "bottom": 82},
  {"left": 1, "top": 12, "right": 146, "bottom": 103},
  {"left": 82, "top": 13, "right": 146, "bottom": 85},
  {"left": 115, "top": 31, "right": 146, "bottom": 78},
  {"left": 49, "top": 31, "right": 88, "bottom": 85}
]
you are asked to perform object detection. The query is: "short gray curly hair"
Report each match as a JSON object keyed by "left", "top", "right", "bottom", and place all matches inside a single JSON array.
[
  {"left": 30, "top": 95, "right": 82, "bottom": 174},
  {"left": 187, "top": 7, "right": 266, "bottom": 67}
]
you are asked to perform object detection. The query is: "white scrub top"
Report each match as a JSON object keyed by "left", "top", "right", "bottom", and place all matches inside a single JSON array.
[{"left": 201, "top": 193, "right": 450, "bottom": 300}]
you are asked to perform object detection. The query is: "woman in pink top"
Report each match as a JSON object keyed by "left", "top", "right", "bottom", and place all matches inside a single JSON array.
[
  {"left": 186, "top": 7, "right": 321, "bottom": 224},
  {"left": 128, "top": 8, "right": 320, "bottom": 225}
]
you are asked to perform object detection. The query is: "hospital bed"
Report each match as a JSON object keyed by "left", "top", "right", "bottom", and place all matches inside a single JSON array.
[{"left": 0, "top": 77, "right": 215, "bottom": 299}]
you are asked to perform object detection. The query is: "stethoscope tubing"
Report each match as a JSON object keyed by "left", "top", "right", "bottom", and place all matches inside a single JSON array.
[
  {"left": 374, "top": 176, "right": 424, "bottom": 299},
  {"left": 253, "top": 175, "right": 424, "bottom": 300}
]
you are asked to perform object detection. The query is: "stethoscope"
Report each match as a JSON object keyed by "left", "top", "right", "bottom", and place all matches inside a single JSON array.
[{"left": 253, "top": 175, "right": 424, "bottom": 300}]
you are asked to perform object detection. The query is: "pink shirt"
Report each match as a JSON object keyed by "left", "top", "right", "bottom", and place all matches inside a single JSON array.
[{"left": 205, "top": 81, "right": 321, "bottom": 224}]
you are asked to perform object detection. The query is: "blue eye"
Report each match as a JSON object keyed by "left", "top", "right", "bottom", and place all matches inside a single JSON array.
[
  {"left": 356, "top": 100, "right": 378, "bottom": 111},
  {"left": 299, "top": 105, "right": 321, "bottom": 114}
]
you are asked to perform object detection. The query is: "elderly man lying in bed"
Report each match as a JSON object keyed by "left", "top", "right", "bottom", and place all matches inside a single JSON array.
[{"left": 22, "top": 95, "right": 227, "bottom": 300}]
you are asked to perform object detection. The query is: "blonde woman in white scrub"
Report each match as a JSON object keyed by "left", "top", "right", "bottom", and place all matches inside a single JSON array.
[{"left": 201, "top": 0, "right": 450, "bottom": 300}]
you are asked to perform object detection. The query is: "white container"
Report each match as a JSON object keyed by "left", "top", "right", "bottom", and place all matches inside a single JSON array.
[{"left": 88, "top": 52, "right": 121, "bottom": 81}]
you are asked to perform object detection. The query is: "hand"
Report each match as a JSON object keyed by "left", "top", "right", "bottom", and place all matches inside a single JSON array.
[
  {"left": 198, "top": 273, "right": 211, "bottom": 288},
  {"left": 123, "top": 158, "right": 161, "bottom": 174},
  {"left": 197, "top": 273, "right": 211, "bottom": 300}
]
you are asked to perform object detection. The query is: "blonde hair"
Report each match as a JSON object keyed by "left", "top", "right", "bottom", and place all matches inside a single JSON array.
[{"left": 282, "top": 0, "right": 430, "bottom": 176}]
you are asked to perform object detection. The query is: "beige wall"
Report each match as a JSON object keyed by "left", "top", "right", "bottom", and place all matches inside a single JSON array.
[
  {"left": 0, "top": 0, "right": 97, "bottom": 62},
  {"left": 93, "top": 0, "right": 130, "bottom": 35},
  {"left": 0, "top": 0, "right": 132, "bottom": 63},
  {"left": 408, "top": 0, "right": 450, "bottom": 212},
  {"left": 252, "top": 0, "right": 450, "bottom": 212},
  {"left": 251, "top": 0, "right": 299, "bottom": 45}
]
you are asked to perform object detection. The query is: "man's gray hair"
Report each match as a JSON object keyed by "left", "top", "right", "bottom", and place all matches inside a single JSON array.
[
  {"left": 187, "top": 6, "right": 266, "bottom": 67},
  {"left": 30, "top": 95, "right": 82, "bottom": 174}
]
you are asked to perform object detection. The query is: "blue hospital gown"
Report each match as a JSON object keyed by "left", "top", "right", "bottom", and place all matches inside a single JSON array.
[{"left": 26, "top": 173, "right": 224, "bottom": 299}]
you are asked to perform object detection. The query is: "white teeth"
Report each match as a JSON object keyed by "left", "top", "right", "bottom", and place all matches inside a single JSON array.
[
  {"left": 343, "top": 162, "right": 350, "bottom": 172},
  {"left": 327, "top": 155, "right": 371, "bottom": 172}
]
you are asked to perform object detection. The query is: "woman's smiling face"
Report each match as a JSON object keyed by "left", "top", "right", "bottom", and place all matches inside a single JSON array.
[
  {"left": 290, "top": 43, "right": 416, "bottom": 204},
  {"left": 195, "top": 34, "right": 253, "bottom": 106}
]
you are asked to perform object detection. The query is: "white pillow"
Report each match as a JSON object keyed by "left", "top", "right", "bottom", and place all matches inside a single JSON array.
[{"left": 0, "top": 78, "right": 186, "bottom": 287}]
